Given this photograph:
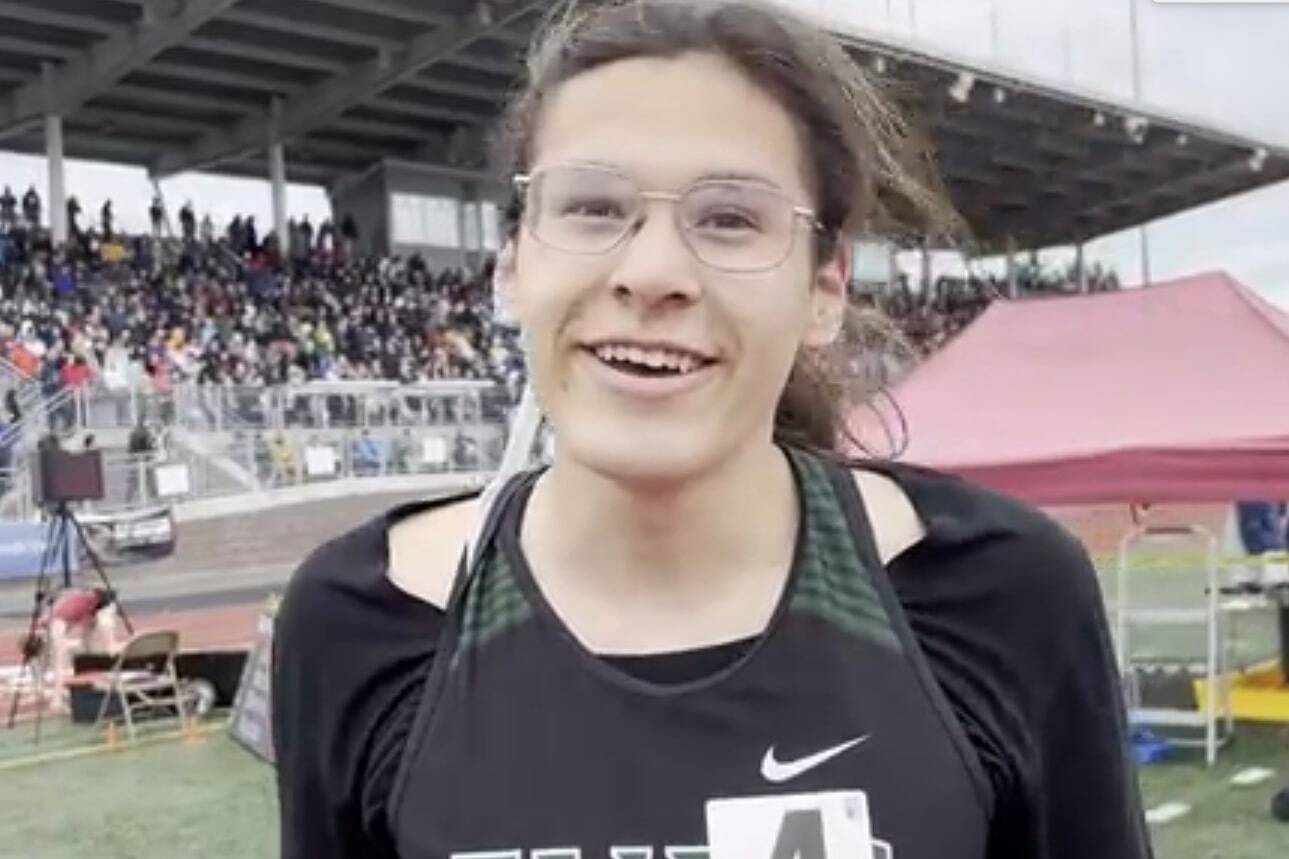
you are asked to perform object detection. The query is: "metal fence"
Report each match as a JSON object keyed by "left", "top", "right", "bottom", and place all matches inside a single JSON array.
[
  {"left": 70, "top": 426, "right": 504, "bottom": 515},
  {"left": 0, "top": 378, "right": 515, "bottom": 518},
  {"left": 63, "top": 379, "right": 513, "bottom": 435}
]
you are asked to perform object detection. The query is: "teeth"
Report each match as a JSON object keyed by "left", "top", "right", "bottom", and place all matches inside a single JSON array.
[{"left": 592, "top": 343, "right": 703, "bottom": 374}]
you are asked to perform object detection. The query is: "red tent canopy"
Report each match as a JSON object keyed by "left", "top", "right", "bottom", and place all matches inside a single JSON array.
[{"left": 852, "top": 272, "right": 1289, "bottom": 505}]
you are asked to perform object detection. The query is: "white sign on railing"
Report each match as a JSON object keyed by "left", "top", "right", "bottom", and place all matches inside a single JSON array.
[
  {"left": 304, "top": 446, "right": 337, "bottom": 478},
  {"left": 154, "top": 463, "right": 191, "bottom": 497},
  {"left": 422, "top": 437, "right": 448, "bottom": 467}
]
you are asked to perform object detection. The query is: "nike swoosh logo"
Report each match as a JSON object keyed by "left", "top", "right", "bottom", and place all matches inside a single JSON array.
[{"left": 760, "top": 735, "right": 871, "bottom": 783}]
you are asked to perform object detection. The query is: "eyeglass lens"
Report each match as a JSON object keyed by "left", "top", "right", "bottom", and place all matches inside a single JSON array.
[{"left": 525, "top": 166, "right": 801, "bottom": 271}]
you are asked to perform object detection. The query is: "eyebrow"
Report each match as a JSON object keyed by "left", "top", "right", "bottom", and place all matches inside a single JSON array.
[{"left": 559, "top": 160, "right": 786, "bottom": 192}]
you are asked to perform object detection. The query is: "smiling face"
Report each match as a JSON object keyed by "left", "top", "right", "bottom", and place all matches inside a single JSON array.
[{"left": 508, "top": 52, "right": 846, "bottom": 486}]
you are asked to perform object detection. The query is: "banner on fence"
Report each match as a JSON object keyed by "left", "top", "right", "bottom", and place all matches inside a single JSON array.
[{"left": 0, "top": 521, "right": 80, "bottom": 581}]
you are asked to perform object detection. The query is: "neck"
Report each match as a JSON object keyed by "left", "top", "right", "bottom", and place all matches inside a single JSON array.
[{"left": 523, "top": 439, "right": 799, "bottom": 602}]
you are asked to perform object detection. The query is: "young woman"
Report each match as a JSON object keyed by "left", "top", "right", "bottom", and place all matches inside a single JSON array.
[{"left": 273, "top": 2, "right": 1153, "bottom": 857}]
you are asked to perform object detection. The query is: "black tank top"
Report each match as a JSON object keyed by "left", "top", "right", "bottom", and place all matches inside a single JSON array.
[{"left": 388, "top": 447, "right": 990, "bottom": 858}]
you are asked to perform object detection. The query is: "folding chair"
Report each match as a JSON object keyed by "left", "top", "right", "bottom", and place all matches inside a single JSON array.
[{"left": 93, "top": 630, "right": 189, "bottom": 740}]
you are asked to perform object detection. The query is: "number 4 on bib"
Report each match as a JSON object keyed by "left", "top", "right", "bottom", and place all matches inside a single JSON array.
[{"left": 705, "top": 791, "right": 878, "bottom": 859}]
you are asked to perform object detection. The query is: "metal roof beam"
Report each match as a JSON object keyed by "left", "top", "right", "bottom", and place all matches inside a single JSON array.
[
  {"left": 490, "top": 28, "right": 534, "bottom": 49},
  {"left": 402, "top": 74, "right": 508, "bottom": 104},
  {"left": 108, "top": 83, "right": 258, "bottom": 116},
  {"left": 153, "top": 0, "right": 544, "bottom": 178},
  {"left": 0, "top": 0, "right": 237, "bottom": 141},
  {"left": 0, "top": 36, "right": 80, "bottom": 62},
  {"left": 325, "top": 115, "right": 435, "bottom": 141},
  {"left": 184, "top": 36, "right": 348, "bottom": 74},
  {"left": 0, "top": 3, "right": 120, "bottom": 37},
  {"left": 447, "top": 51, "right": 522, "bottom": 78},
  {"left": 221, "top": 9, "right": 402, "bottom": 52},
  {"left": 145, "top": 61, "right": 304, "bottom": 96},
  {"left": 306, "top": 0, "right": 455, "bottom": 28},
  {"left": 292, "top": 136, "right": 394, "bottom": 162},
  {"left": 367, "top": 95, "right": 490, "bottom": 126},
  {"left": 1074, "top": 159, "right": 1248, "bottom": 223},
  {"left": 75, "top": 106, "right": 210, "bottom": 135}
]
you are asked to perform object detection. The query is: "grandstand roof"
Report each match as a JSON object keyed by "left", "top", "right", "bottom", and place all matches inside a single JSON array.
[{"left": 0, "top": 0, "right": 1286, "bottom": 252}]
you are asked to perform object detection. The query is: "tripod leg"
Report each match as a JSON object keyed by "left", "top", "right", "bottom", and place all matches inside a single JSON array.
[{"left": 5, "top": 515, "right": 62, "bottom": 730}]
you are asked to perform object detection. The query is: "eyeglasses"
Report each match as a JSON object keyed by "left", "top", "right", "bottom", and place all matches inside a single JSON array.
[{"left": 513, "top": 164, "right": 823, "bottom": 273}]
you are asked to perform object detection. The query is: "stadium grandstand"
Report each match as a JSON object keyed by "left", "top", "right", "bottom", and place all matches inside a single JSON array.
[
  {"left": 0, "top": 0, "right": 1283, "bottom": 496},
  {"left": 0, "top": 0, "right": 1285, "bottom": 517}
]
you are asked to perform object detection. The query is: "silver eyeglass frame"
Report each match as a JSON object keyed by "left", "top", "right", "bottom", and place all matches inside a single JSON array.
[{"left": 512, "top": 166, "right": 825, "bottom": 273}]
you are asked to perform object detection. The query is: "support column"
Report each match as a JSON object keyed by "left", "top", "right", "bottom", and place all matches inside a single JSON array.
[
  {"left": 268, "top": 97, "right": 288, "bottom": 259},
  {"left": 1140, "top": 224, "right": 1152, "bottom": 287},
  {"left": 1005, "top": 236, "right": 1018, "bottom": 299},
  {"left": 46, "top": 114, "right": 66, "bottom": 246},
  {"left": 1076, "top": 242, "right": 1087, "bottom": 293},
  {"left": 919, "top": 243, "right": 931, "bottom": 296},
  {"left": 269, "top": 141, "right": 288, "bottom": 258},
  {"left": 42, "top": 62, "right": 67, "bottom": 247}
]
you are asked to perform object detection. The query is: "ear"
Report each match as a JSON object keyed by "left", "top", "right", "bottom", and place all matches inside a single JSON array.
[{"left": 802, "top": 242, "right": 849, "bottom": 348}]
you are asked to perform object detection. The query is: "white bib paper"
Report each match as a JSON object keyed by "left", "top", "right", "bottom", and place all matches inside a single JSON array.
[{"left": 706, "top": 791, "right": 876, "bottom": 859}]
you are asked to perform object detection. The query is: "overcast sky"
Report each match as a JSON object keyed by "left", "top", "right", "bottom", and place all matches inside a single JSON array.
[{"left": 1, "top": 0, "right": 1286, "bottom": 305}]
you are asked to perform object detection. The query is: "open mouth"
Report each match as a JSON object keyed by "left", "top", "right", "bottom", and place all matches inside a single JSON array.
[{"left": 583, "top": 342, "right": 717, "bottom": 379}]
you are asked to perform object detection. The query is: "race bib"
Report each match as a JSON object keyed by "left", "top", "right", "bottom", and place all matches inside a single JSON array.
[{"left": 706, "top": 791, "right": 875, "bottom": 859}]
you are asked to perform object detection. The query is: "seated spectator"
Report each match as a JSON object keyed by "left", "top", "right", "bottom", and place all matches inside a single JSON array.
[
  {"left": 351, "top": 429, "right": 383, "bottom": 477},
  {"left": 269, "top": 432, "right": 299, "bottom": 486}
]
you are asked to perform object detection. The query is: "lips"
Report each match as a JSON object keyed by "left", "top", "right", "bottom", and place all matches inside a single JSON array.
[
  {"left": 581, "top": 338, "right": 718, "bottom": 378},
  {"left": 577, "top": 338, "right": 719, "bottom": 400}
]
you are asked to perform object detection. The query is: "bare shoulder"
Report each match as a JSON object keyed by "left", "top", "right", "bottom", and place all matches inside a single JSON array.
[
  {"left": 387, "top": 496, "right": 482, "bottom": 608},
  {"left": 851, "top": 467, "right": 926, "bottom": 566}
]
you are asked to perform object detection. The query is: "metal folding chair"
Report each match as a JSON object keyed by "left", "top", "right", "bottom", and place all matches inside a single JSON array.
[{"left": 92, "top": 630, "right": 189, "bottom": 740}]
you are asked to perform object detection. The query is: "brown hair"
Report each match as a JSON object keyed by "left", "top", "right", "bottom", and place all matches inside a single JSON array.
[{"left": 496, "top": 0, "right": 961, "bottom": 454}]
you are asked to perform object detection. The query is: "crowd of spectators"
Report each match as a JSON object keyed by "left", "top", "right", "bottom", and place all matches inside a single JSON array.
[
  {"left": 857, "top": 259, "right": 1121, "bottom": 356},
  {"left": 3, "top": 183, "right": 1121, "bottom": 436},
  {"left": 0, "top": 187, "right": 525, "bottom": 432}
]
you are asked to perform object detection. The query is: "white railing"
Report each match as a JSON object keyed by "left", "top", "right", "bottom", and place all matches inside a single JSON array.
[
  {"left": 62, "top": 378, "right": 513, "bottom": 435},
  {"left": 1, "top": 379, "right": 515, "bottom": 517},
  {"left": 69, "top": 425, "right": 505, "bottom": 515}
]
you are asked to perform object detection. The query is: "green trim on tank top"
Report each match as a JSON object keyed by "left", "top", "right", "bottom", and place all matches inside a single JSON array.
[
  {"left": 785, "top": 448, "right": 902, "bottom": 652},
  {"left": 450, "top": 447, "right": 900, "bottom": 670},
  {"left": 450, "top": 545, "right": 534, "bottom": 671}
]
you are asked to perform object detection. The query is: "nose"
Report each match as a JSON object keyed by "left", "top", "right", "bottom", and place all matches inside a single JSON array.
[{"left": 606, "top": 203, "right": 702, "bottom": 309}]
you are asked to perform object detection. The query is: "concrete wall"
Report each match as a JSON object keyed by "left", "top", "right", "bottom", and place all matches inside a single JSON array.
[
  {"left": 331, "top": 164, "right": 388, "bottom": 257},
  {"left": 334, "top": 160, "right": 509, "bottom": 270}
]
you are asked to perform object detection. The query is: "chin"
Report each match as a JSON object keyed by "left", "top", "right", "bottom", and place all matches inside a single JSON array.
[{"left": 555, "top": 416, "right": 733, "bottom": 490}]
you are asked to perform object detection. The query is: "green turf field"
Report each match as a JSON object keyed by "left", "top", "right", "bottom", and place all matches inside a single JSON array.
[{"left": 0, "top": 721, "right": 277, "bottom": 859}]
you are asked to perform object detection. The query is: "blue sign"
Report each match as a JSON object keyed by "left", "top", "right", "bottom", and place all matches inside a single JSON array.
[{"left": 0, "top": 522, "right": 81, "bottom": 581}]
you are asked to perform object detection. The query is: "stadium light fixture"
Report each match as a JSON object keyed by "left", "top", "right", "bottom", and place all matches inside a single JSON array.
[
  {"left": 992, "top": 86, "right": 1007, "bottom": 105},
  {"left": 476, "top": 1, "right": 494, "bottom": 26},
  {"left": 1175, "top": 133, "right": 1189, "bottom": 147},
  {"left": 1123, "top": 115, "right": 1149, "bottom": 144},
  {"left": 948, "top": 71, "right": 975, "bottom": 104},
  {"left": 1092, "top": 110, "right": 1107, "bottom": 128},
  {"left": 1249, "top": 147, "right": 1268, "bottom": 173},
  {"left": 872, "top": 55, "right": 888, "bottom": 74}
]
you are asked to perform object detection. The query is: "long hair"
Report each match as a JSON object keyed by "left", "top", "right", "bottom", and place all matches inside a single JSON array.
[{"left": 495, "top": 0, "right": 962, "bottom": 453}]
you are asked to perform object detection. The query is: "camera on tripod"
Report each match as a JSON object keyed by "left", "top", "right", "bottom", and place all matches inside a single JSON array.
[{"left": 6, "top": 437, "right": 131, "bottom": 738}]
